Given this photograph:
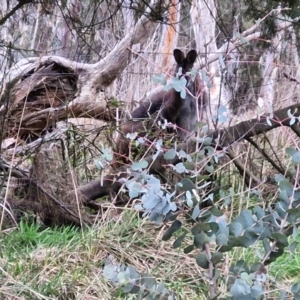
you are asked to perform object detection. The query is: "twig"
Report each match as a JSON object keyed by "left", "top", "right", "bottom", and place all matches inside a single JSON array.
[
  {"left": 245, "top": 137, "right": 286, "bottom": 175},
  {"left": 283, "top": 71, "right": 300, "bottom": 84}
]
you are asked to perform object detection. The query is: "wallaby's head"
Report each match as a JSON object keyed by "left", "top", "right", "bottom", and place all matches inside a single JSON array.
[{"left": 173, "top": 49, "right": 197, "bottom": 75}]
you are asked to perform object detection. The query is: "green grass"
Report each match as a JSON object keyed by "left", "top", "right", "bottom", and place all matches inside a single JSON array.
[
  {"left": 0, "top": 212, "right": 209, "bottom": 300},
  {"left": 269, "top": 235, "right": 300, "bottom": 282},
  {"left": 1, "top": 206, "right": 299, "bottom": 300}
]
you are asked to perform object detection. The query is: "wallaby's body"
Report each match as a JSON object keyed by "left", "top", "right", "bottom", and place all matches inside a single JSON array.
[{"left": 114, "top": 49, "right": 207, "bottom": 167}]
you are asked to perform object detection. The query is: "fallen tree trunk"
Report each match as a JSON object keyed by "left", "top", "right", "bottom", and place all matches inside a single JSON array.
[
  {"left": 2, "top": 101, "right": 298, "bottom": 227},
  {"left": 78, "top": 102, "right": 300, "bottom": 201}
]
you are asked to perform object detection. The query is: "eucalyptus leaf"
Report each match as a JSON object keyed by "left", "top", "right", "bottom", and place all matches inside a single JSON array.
[
  {"left": 292, "top": 151, "right": 300, "bottom": 164},
  {"left": 196, "top": 253, "right": 209, "bottom": 269},
  {"left": 287, "top": 208, "right": 300, "bottom": 223},
  {"left": 216, "top": 233, "right": 229, "bottom": 246},
  {"left": 280, "top": 290, "right": 287, "bottom": 300},
  {"left": 236, "top": 236, "right": 254, "bottom": 248},
  {"left": 205, "top": 163, "right": 214, "bottom": 173},
  {"left": 218, "top": 105, "right": 227, "bottom": 115},
  {"left": 194, "top": 232, "right": 209, "bottom": 248},
  {"left": 184, "top": 244, "right": 194, "bottom": 254},
  {"left": 290, "top": 117, "right": 296, "bottom": 125},
  {"left": 203, "top": 137, "right": 212, "bottom": 145},
  {"left": 230, "top": 278, "right": 251, "bottom": 298},
  {"left": 229, "top": 222, "right": 243, "bottom": 236},
  {"left": 127, "top": 182, "right": 142, "bottom": 198},
  {"left": 123, "top": 283, "right": 134, "bottom": 293},
  {"left": 209, "top": 222, "right": 220, "bottom": 234},
  {"left": 286, "top": 147, "right": 298, "bottom": 157},
  {"left": 250, "top": 284, "right": 264, "bottom": 298},
  {"left": 211, "top": 252, "right": 223, "bottom": 265},
  {"left": 94, "top": 159, "right": 104, "bottom": 170},
  {"left": 173, "top": 233, "right": 186, "bottom": 249},
  {"left": 164, "top": 148, "right": 177, "bottom": 160},
  {"left": 271, "top": 232, "right": 288, "bottom": 247},
  {"left": 210, "top": 206, "right": 223, "bottom": 217},
  {"left": 102, "top": 148, "right": 113, "bottom": 161},
  {"left": 152, "top": 74, "right": 167, "bottom": 85},
  {"left": 126, "top": 132, "right": 138, "bottom": 140},
  {"left": 162, "top": 220, "right": 182, "bottom": 241},
  {"left": 180, "top": 88, "right": 186, "bottom": 99},
  {"left": 290, "top": 241, "right": 298, "bottom": 253},
  {"left": 234, "top": 210, "right": 254, "bottom": 229},
  {"left": 291, "top": 283, "right": 300, "bottom": 294},
  {"left": 231, "top": 260, "right": 249, "bottom": 274},
  {"left": 175, "top": 162, "right": 186, "bottom": 173},
  {"left": 219, "top": 245, "right": 233, "bottom": 252},
  {"left": 262, "top": 238, "right": 271, "bottom": 253},
  {"left": 132, "top": 161, "right": 148, "bottom": 170},
  {"left": 191, "top": 204, "right": 200, "bottom": 220},
  {"left": 191, "top": 223, "right": 210, "bottom": 235},
  {"left": 250, "top": 262, "right": 263, "bottom": 273}
]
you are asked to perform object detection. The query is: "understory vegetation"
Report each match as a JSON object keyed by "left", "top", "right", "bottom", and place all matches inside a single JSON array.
[{"left": 1, "top": 212, "right": 300, "bottom": 300}]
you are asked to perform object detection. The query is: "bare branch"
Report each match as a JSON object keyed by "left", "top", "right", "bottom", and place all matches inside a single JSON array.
[
  {"left": 21, "top": 101, "right": 118, "bottom": 126},
  {"left": 94, "top": 0, "right": 163, "bottom": 86},
  {"left": 283, "top": 71, "right": 300, "bottom": 85},
  {"left": 212, "top": 103, "right": 300, "bottom": 146},
  {"left": 245, "top": 137, "right": 286, "bottom": 175},
  {"left": 0, "top": 0, "right": 33, "bottom": 26}
]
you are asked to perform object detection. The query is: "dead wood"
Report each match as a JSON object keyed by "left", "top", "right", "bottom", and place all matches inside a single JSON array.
[
  {"left": 2, "top": 100, "right": 298, "bottom": 227},
  {"left": 1, "top": 59, "right": 119, "bottom": 143},
  {"left": 2, "top": 102, "right": 296, "bottom": 227},
  {"left": 1, "top": 128, "right": 98, "bottom": 227},
  {"left": 0, "top": 0, "right": 162, "bottom": 145},
  {"left": 2, "top": 62, "right": 78, "bottom": 140}
]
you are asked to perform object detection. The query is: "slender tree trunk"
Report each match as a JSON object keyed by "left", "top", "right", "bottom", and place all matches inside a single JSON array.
[
  {"left": 156, "top": 0, "right": 181, "bottom": 76},
  {"left": 190, "top": 0, "right": 223, "bottom": 125},
  {"left": 258, "top": 12, "right": 286, "bottom": 113}
]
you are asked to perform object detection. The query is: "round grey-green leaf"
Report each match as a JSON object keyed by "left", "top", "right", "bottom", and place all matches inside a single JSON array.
[
  {"left": 229, "top": 222, "right": 243, "bottom": 236},
  {"left": 180, "top": 178, "right": 196, "bottom": 191},
  {"left": 162, "top": 220, "right": 182, "bottom": 241},
  {"left": 173, "top": 233, "right": 186, "bottom": 249},
  {"left": 131, "top": 160, "right": 148, "bottom": 170},
  {"left": 292, "top": 151, "right": 300, "bottom": 164},
  {"left": 164, "top": 148, "right": 177, "bottom": 160},
  {"left": 250, "top": 284, "right": 264, "bottom": 298},
  {"left": 211, "top": 252, "right": 223, "bottom": 265},
  {"left": 230, "top": 278, "right": 251, "bottom": 297},
  {"left": 196, "top": 253, "right": 209, "bottom": 269},
  {"left": 194, "top": 232, "right": 209, "bottom": 248},
  {"left": 216, "top": 233, "right": 229, "bottom": 246},
  {"left": 184, "top": 244, "right": 194, "bottom": 254},
  {"left": 175, "top": 162, "right": 186, "bottom": 173}
]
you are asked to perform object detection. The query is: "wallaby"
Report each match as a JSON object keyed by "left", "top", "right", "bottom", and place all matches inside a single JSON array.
[{"left": 114, "top": 49, "right": 208, "bottom": 167}]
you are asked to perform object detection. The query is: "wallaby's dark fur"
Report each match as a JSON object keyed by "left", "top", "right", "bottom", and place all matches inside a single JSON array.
[{"left": 114, "top": 49, "right": 208, "bottom": 167}]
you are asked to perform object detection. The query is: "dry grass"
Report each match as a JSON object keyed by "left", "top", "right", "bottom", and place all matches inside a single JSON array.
[
  {"left": 0, "top": 209, "right": 212, "bottom": 300},
  {"left": 1, "top": 203, "right": 298, "bottom": 300}
]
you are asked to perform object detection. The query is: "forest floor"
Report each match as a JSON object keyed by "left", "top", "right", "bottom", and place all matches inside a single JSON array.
[{"left": 0, "top": 208, "right": 299, "bottom": 300}]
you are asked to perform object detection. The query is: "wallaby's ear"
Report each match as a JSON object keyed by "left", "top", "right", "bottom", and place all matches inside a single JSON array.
[
  {"left": 186, "top": 50, "right": 197, "bottom": 64},
  {"left": 173, "top": 49, "right": 185, "bottom": 64}
]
